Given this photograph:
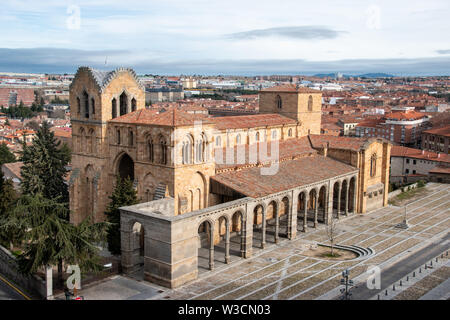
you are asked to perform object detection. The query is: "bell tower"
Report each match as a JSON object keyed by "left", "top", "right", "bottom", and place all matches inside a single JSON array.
[{"left": 259, "top": 84, "right": 322, "bottom": 136}]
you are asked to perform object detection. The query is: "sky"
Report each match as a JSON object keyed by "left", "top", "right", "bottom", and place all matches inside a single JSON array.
[{"left": 1, "top": 0, "right": 449, "bottom": 75}]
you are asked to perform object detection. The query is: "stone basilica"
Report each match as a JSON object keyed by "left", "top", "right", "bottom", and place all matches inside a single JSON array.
[{"left": 69, "top": 67, "right": 391, "bottom": 288}]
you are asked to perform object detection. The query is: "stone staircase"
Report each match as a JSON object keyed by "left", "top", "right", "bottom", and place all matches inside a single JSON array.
[
  {"left": 319, "top": 243, "right": 375, "bottom": 260},
  {"left": 153, "top": 183, "right": 167, "bottom": 200}
]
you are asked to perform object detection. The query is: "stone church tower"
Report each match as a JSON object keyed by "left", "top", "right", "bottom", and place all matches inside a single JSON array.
[
  {"left": 69, "top": 67, "right": 145, "bottom": 224},
  {"left": 259, "top": 84, "right": 322, "bottom": 136}
]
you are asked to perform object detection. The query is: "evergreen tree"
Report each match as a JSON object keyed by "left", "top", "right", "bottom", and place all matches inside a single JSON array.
[
  {"left": 0, "top": 142, "right": 15, "bottom": 165},
  {"left": 105, "top": 176, "right": 138, "bottom": 255},
  {"left": 0, "top": 170, "right": 16, "bottom": 217},
  {"left": 20, "top": 121, "right": 70, "bottom": 210},
  {"left": 0, "top": 193, "right": 108, "bottom": 282}
]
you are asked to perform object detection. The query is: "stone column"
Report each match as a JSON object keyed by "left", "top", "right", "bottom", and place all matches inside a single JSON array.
[
  {"left": 337, "top": 183, "right": 342, "bottom": 219},
  {"left": 261, "top": 210, "right": 266, "bottom": 249},
  {"left": 352, "top": 178, "right": 358, "bottom": 214},
  {"left": 225, "top": 220, "right": 230, "bottom": 264},
  {"left": 209, "top": 228, "right": 214, "bottom": 270},
  {"left": 345, "top": 182, "right": 349, "bottom": 216},
  {"left": 314, "top": 192, "right": 318, "bottom": 228},
  {"left": 303, "top": 193, "right": 309, "bottom": 232},
  {"left": 275, "top": 209, "right": 279, "bottom": 244},
  {"left": 290, "top": 193, "right": 298, "bottom": 239},
  {"left": 240, "top": 216, "right": 245, "bottom": 257}
]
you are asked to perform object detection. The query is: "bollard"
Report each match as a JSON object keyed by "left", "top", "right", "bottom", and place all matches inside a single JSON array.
[
  {"left": 393, "top": 284, "right": 395, "bottom": 291},
  {"left": 436, "top": 257, "right": 438, "bottom": 263},
  {"left": 425, "top": 264, "right": 427, "bottom": 270},
  {"left": 385, "top": 290, "right": 388, "bottom": 296},
  {"left": 413, "top": 271, "right": 416, "bottom": 277},
  {"left": 430, "top": 260, "right": 433, "bottom": 266},
  {"left": 419, "top": 268, "right": 422, "bottom": 273},
  {"left": 407, "top": 276, "right": 409, "bottom": 281},
  {"left": 400, "top": 280, "right": 402, "bottom": 286},
  {"left": 378, "top": 294, "right": 380, "bottom": 300}
]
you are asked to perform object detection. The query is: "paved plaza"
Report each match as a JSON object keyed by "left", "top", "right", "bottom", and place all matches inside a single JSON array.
[{"left": 74, "top": 183, "right": 450, "bottom": 300}]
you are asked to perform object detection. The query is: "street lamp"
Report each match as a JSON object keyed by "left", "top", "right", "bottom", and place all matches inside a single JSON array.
[{"left": 340, "top": 269, "right": 354, "bottom": 300}]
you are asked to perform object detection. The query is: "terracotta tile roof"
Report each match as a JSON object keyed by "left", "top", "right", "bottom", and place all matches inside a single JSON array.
[
  {"left": 385, "top": 111, "right": 428, "bottom": 120},
  {"left": 429, "top": 165, "right": 450, "bottom": 174},
  {"left": 423, "top": 125, "right": 450, "bottom": 137},
  {"left": 210, "top": 114, "right": 296, "bottom": 130},
  {"left": 390, "top": 146, "right": 450, "bottom": 163},
  {"left": 309, "top": 135, "right": 370, "bottom": 151},
  {"left": 109, "top": 108, "right": 211, "bottom": 127},
  {"left": 211, "top": 155, "right": 357, "bottom": 198},
  {"left": 214, "top": 136, "right": 316, "bottom": 171},
  {"left": 50, "top": 127, "right": 72, "bottom": 138},
  {"left": 2, "top": 161, "right": 23, "bottom": 180},
  {"left": 261, "top": 84, "right": 321, "bottom": 94}
]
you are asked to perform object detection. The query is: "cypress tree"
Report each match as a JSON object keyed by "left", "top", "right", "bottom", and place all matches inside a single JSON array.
[{"left": 105, "top": 176, "right": 138, "bottom": 255}]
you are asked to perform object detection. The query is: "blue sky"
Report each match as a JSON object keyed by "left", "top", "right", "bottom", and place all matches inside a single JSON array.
[{"left": 1, "top": 0, "right": 449, "bottom": 75}]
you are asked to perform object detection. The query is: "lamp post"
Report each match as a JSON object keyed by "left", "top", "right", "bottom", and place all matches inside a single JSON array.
[{"left": 340, "top": 269, "right": 354, "bottom": 300}]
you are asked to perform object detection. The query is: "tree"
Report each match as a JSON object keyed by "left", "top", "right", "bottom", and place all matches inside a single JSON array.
[
  {"left": 0, "top": 193, "right": 108, "bottom": 283},
  {"left": 104, "top": 176, "right": 138, "bottom": 255},
  {"left": 0, "top": 142, "right": 15, "bottom": 165},
  {"left": 326, "top": 217, "right": 339, "bottom": 257},
  {"left": 0, "top": 171, "right": 17, "bottom": 248},
  {"left": 20, "top": 121, "right": 70, "bottom": 210}
]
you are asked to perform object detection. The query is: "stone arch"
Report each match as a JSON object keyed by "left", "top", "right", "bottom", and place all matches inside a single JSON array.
[
  {"left": 370, "top": 153, "right": 377, "bottom": 177},
  {"left": 340, "top": 179, "right": 348, "bottom": 213},
  {"left": 159, "top": 135, "right": 168, "bottom": 165},
  {"left": 191, "top": 171, "right": 206, "bottom": 210},
  {"left": 112, "top": 98, "right": 117, "bottom": 119},
  {"left": 120, "top": 91, "right": 128, "bottom": 116},
  {"left": 252, "top": 203, "right": 266, "bottom": 249},
  {"left": 276, "top": 94, "right": 282, "bottom": 109},
  {"left": 82, "top": 164, "right": 96, "bottom": 220},
  {"left": 182, "top": 134, "right": 194, "bottom": 164},
  {"left": 349, "top": 176, "right": 356, "bottom": 213},
  {"left": 318, "top": 185, "right": 327, "bottom": 222},
  {"left": 198, "top": 219, "right": 214, "bottom": 271},
  {"left": 131, "top": 98, "right": 137, "bottom": 112},
  {"left": 116, "top": 152, "right": 135, "bottom": 181},
  {"left": 332, "top": 180, "right": 341, "bottom": 218}
]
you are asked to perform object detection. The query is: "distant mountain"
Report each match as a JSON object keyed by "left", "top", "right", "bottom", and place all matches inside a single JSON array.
[{"left": 313, "top": 72, "right": 394, "bottom": 79}]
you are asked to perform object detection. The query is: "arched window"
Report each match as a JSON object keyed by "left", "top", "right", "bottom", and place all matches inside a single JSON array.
[
  {"left": 276, "top": 95, "right": 282, "bottom": 109},
  {"left": 182, "top": 135, "right": 193, "bottom": 164},
  {"left": 91, "top": 98, "right": 95, "bottom": 115},
  {"left": 256, "top": 132, "right": 260, "bottom": 142},
  {"left": 308, "top": 95, "right": 313, "bottom": 111},
  {"left": 272, "top": 130, "right": 277, "bottom": 139},
  {"left": 196, "top": 134, "right": 206, "bottom": 163},
  {"left": 288, "top": 128, "right": 292, "bottom": 137},
  {"left": 131, "top": 98, "right": 137, "bottom": 112},
  {"left": 160, "top": 138, "right": 168, "bottom": 165},
  {"left": 236, "top": 134, "right": 241, "bottom": 145},
  {"left": 77, "top": 97, "right": 81, "bottom": 114},
  {"left": 83, "top": 91, "right": 89, "bottom": 118},
  {"left": 128, "top": 129, "right": 134, "bottom": 146},
  {"left": 116, "top": 129, "right": 121, "bottom": 145},
  {"left": 215, "top": 136, "right": 221, "bottom": 147},
  {"left": 120, "top": 92, "right": 128, "bottom": 116},
  {"left": 112, "top": 98, "right": 117, "bottom": 119},
  {"left": 370, "top": 153, "right": 377, "bottom": 177},
  {"left": 148, "top": 138, "right": 154, "bottom": 162}
]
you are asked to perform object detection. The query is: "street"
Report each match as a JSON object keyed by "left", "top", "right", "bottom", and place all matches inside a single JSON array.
[{"left": 0, "top": 275, "right": 27, "bottom": 300}]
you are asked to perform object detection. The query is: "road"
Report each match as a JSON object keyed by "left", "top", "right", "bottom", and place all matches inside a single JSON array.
[
  {"left": 0, "top": 274, "right": 28, "bottom": 300},
  {"left": 350, "top": 232, "right": 450, "bottom": 300}
]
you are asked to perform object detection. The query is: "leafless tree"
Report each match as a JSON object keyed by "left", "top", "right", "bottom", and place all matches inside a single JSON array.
[{"left": 326, "top": 217, "right": 339, "bottom": 256}]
